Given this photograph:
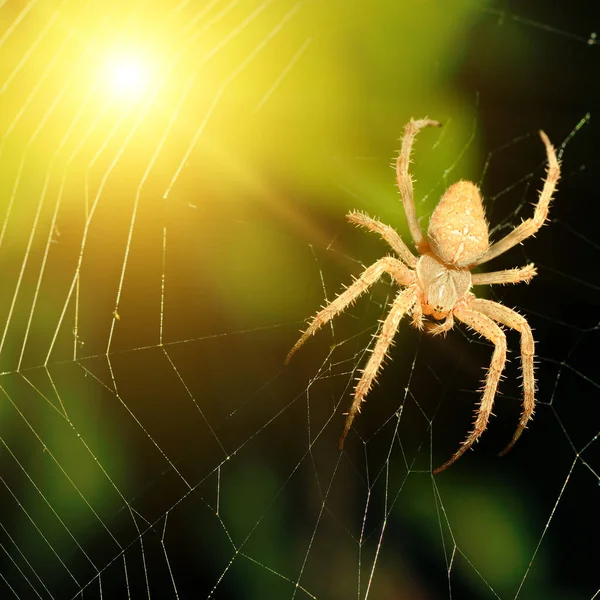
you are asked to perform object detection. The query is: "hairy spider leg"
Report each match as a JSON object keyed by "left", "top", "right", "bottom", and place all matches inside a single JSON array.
[
  {"left": 285, "top": 257, "right": 413, "bottom": 364},
  {"left": 472, "top": 264, "right": 537, "bottom": 286},
  {"left": 475, "top": 131, "right": 560, "bottom": 266},
  {"left": 340, "top": 286, "right": 417, "bottom": 449},
  {"left": 395, "top": 118, "right": 442, "bottom": 253},
  {"left": 346, "top": 211, "right": 418, "bottom": 267},
  {"left": 472, "top": 298, "right": 536, "bottom": 456},
  {"left": 434, "top": 307, "right": 507, "bottom": 474}
]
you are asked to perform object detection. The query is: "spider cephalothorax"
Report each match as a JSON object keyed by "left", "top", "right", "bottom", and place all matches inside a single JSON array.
[{"left": 286, "top": 118, "right": 560, "bottom": 473}]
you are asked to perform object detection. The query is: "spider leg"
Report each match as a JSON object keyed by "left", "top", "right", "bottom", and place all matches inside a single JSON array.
[
  {"left": 346, "top": 211, "right": 418, "bottom": 267},
  {"left": 340, "top": 286, "right": 417, "bottom": 449},
  {"left": 396, "top": 118, "right": 442, "bottom": 253},
  {"left": 475, "top": 131, "right": 560, "bottom": 266},
  {"left": 411, "top": 299, "right": 424, "bottom": 330},
  {"left": 470, "top": 298, "right": 535, "bottom": 456},
  {"left": 285, "top": 257, "right": 413, "bottom": 364},
  {"left": 433, "top": 308, "right": 507, "bottom": 474},
  {"left": 472, "top": 264, "right": 537, "bottom": 286}
]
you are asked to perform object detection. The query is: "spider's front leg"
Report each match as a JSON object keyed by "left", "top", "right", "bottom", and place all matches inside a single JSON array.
[
  {"left": 411, "top": 301, "right": 425, "bottom": 330},
  {"left": 433, "top": 307, "right": 507, "bottom": 474},
  {"left": 471, "top": 298, "right": 535, "bottom": 456},
  {"left": 285, "top": 257, "right": 413, "bottom": 364},
  {"left": 340, "top": 286, "right": 417, "bottom": 449}
]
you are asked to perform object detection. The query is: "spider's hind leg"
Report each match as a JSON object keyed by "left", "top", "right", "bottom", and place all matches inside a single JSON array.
[
  {"left": 396, "top": 118, "right": 442, "bottom": 253},
  {"left": 474, "top": 130, "right": 560, "bottom": 267},
  {"left": 346, "top": 211, "right": 417, "bottom": 267}
]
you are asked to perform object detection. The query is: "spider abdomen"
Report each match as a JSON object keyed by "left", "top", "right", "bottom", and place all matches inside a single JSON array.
[{"left": 428, "top": 180, "right": 490, "bottom": 267}]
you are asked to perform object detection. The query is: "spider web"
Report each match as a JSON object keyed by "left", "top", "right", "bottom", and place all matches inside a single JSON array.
[{"left": 0, "top": 1, "right": 598, "bottom": 598}]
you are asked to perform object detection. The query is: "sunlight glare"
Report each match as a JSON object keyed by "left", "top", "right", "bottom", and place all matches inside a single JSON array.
[{"left": 105, "top": 53, "right": 152, "bottom": 99}]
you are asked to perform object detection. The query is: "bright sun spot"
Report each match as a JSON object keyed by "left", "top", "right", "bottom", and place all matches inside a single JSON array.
[{"left": 104, "top": 54, "right": 152, "bottom": 99}]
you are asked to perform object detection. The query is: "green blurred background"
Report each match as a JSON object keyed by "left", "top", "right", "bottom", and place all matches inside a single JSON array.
[{"left": 0, "top": 1, "right": 598, "bottom": 598}]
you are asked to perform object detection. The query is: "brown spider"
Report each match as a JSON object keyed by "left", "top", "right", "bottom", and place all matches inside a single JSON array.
[{"left": 286, "top": 118, "right": 560, "bottom": 473}]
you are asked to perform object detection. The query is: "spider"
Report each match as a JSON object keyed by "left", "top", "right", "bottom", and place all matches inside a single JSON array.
[{"left": 286, "top": 118, "right": 560, "bottom": 473}]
